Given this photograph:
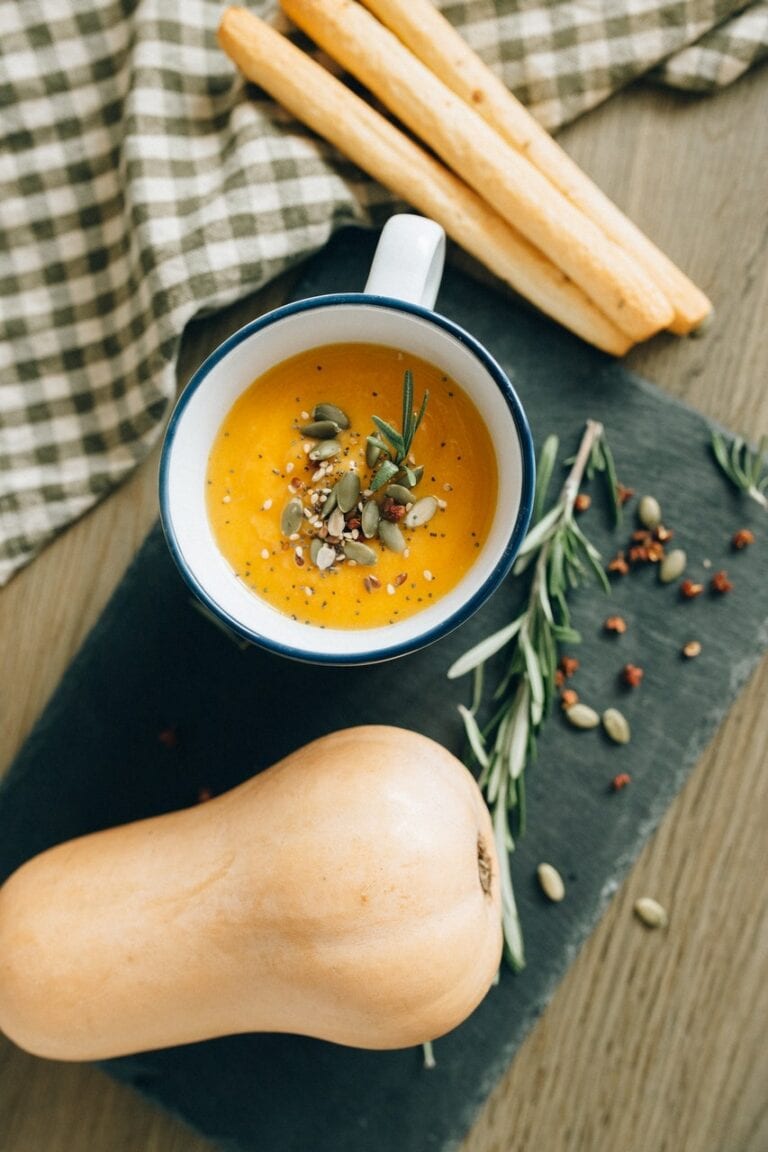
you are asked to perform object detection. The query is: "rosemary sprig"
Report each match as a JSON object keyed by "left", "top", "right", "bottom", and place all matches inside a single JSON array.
[
  {"left": 369, "top": 369, "right": 429, "bottom": 491},
  {"left": 711, "top": 429, "right": 767, "bottom": 510},
  {"left": 448, "top": 420, "right": 615, "bottom": 970}
]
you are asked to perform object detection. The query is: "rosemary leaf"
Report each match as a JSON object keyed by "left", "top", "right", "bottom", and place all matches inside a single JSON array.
[
  {"left": 471, "top": 663, "right": 485, "bottom": 715},
  {"left": 449, "top": 420, "right": 616, "bottom": 967},
  {"left": 370, "top": 460, "right": 399, "bottom": 491},
  {"left": 506, "top": 684, "right": 530, "bottom": 780},
  {"left": 753, "top": 435, "right": 768, "bottom": 486},
  {"left": 711, "top": 428, "right": 768, "bottom": 509},
  {"left": 366, "top": 434, "right": 391, "bottom": 455},
  {"left": 458, "top": 704, "right": 490, "bottom": 770},
  {"left": 532, "top": 434, "right": 559, "bottom": 525},
  {"left": 512, "top": 503, "right": 562, "bottom": 564},
  {"left": 412, "top": 388, "right": 429, "bottom": 440},
  {"left": 729, "top": 436, "right": 749, "bottom": 487},
  {"left": 447, "top": 615, "right": 524, "bottom": 679},
  {"left": 372, "top": 415, "right": 404, "bottom": 456},
  {"left": 494, "top": 797, "right": 525, "bottom": 971},
  {"left": 521, "top": 633, "right": 544, "bottom": 725},
  {"left": 401, "top": 368, "right": 413, "bottom": 446},
  {"left": 600, "top": 436, "right": 622, "bottom": 527}
]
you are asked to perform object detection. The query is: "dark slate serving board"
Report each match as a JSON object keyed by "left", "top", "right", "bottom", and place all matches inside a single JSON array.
[{"left": 1, "top": 229, "right": 766, "bottom": 1152}]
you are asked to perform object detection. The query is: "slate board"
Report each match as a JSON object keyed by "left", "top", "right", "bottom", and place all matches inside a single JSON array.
[{"left": 1, "top": 229, "right": 766, "bottom": 1152}]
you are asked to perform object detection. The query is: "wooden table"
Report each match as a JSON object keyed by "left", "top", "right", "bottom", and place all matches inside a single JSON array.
[{"left": 2, "top": 68, "right": 767, "bottom": 1152}]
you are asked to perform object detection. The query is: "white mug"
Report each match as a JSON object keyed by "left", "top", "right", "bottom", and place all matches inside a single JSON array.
[{"left": 159, "top": 215, "right": 534, "bottom": 664}]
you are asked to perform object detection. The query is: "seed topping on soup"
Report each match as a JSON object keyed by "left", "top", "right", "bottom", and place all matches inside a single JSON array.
[{"left": 206, "top": 343, "right": 497, "bottom": 628}]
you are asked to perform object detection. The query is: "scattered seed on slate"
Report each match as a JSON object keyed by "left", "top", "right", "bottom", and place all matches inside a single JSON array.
[
  {"left": 537, "top": 863, "right": 565, "bottom": 902},
  {"left": 659, "top": 548, "right": 687, "bottom": 583},
  {"left": 638, "top": 495, "right": 662, "bottom": 529},
  {"left": 565, "top": 703, "right": 600, "bottom": 730},
  {"left": 602, "top": 707, "right": 631, "bottom": 744},
  {"left": 634, "top": 897, "right": 668, "bottom": 928}
]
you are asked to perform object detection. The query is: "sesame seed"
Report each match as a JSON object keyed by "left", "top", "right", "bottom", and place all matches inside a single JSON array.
[
  {"left": 303, "top": 586, "right": 314, "bottom": 596},
  {"left": 261, "top": 498, "right": 273, "bottom": 511},
  {"left": 222, "top": 494, "right": 231, "bottom": 504},
  {"left": 300, "top": 411, "right": 310, "bottom": 421},
  {"left": 423, "top": 569, "right": 433, "bottom": 581},
  {"left": 442, "top": 483, "right": 453, "bottom": 492},
  {"left": 260, "top": 548, "right": 270, "bottom": 560},
  {"left": 303, "top": 442, "right": 312, "bottom": 454},
  {"left": 285, "top": 462, "right": 294, "bottom": 474},
  {"left": 387, "top": 583, "right": 396, "bottom": 595}
]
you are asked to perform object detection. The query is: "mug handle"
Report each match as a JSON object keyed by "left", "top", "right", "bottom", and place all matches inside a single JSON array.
[{"left": 363, "top": 214, "right": 446, "bottom": 310}]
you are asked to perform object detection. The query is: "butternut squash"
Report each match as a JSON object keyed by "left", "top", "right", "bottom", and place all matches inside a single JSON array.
[{"left": 0, "top": 726, "right": 501, "bottom": 1061}]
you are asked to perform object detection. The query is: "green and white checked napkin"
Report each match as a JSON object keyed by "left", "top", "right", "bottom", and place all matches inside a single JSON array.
[{"left": 2, "top": 0, "right": 766, "bottom": 585}]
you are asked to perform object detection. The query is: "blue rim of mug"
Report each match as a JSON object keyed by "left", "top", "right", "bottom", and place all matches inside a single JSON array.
[{"left": 159, "top": 293, "right": 535, "bottom": 665}]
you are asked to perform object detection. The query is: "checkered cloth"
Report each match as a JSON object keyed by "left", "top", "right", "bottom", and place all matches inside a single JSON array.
[{"left": 2, "top": 1, "right": 766, "bottom": 585}]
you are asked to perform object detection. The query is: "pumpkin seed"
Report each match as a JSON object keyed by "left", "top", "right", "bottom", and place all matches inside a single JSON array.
[
  {"left": 343, "top": 540, "right": 377, "bottom": 565},
  {"left": 565, "top": 703, "right": 600, "bottom": 730},
  {"left": 336, "top": 472, "right": 361, "bottom": 513},
  {"left": 327, "top": 507, "right": 345, "bottom": 538},
  {"left": 404, "top": 496, "right": 438, "bottom": 529},
  {"left": 403, "top": 464, "right": 424, "bottom": 488},
  {"left": 312, "top": 402, "right": 350, "bottom": 429},
  {"left": 309, "top": 537, "right": 323, "bottom": 564},
  {"left": 309, "top": 439, "right": 341, "bottom": 461},
  {"left": 280, "top": 498, "right": 304, "bottom": 536},
  {"left": 634, "top": 896, "right": 668, "bottom": 928},
  {"left": 537, "top": 862, "right": 565, "bottom": 903},
  {"left": 366, "top": 433, "right": 382, "bottom": 469},
  {"left": 315, "top": 542, "right": 337, "bottom": 570},
  {"left": 659, "top": 548, "right": 687, "bottom": 584},
  {"left": 361, "top": 499, "right": 380, "bottom": 539},
  {"left": 384, "top": 484, "right": 414, "bottom": 506},
  {"left": 638, "top": 494, "right": 662, "bottom": 529},
  {"left": 378, "top": 520, "right": 406, "bottom": 554},
  {"left": 320, "top": 488, "right": 338, "bottom": 519},
  {"left": 602, "top": 707, "right": 631, "bottom": 744},
  {"left": 298, "top": 420, "right": 340, "bottom": 439}
]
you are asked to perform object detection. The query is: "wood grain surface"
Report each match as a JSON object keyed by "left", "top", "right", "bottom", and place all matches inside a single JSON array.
[{"left": 1, "top": 66, "right": 767, "bottom": 1152}]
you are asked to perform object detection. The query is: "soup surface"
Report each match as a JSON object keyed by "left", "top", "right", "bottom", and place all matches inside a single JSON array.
[{"left": 206, "top": 342, "right": 498, "bottom": 629}]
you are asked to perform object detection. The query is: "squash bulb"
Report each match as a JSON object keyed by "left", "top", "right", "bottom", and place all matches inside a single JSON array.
[{"left": 0, "top": 726, "right": 502, "bottom": 1060}]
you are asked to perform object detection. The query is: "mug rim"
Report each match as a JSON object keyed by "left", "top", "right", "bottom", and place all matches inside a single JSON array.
[{"left": 159, "top": 292, "right": 535, "bottom": 665}]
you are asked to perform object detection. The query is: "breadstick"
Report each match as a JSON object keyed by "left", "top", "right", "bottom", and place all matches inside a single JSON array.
[
  {"left": 279, "top": 0, "right": 673, "bottom": 343},
  {"left": 218, "top": 8, "right": 631, "bottom": 355},
  {"left": 359, "top": 0, "right": 712, "bottom": 334}
]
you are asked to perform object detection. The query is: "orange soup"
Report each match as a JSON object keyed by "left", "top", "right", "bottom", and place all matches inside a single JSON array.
[{"left": 206, "top": 343, "right": 497, "bottom": 629}]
